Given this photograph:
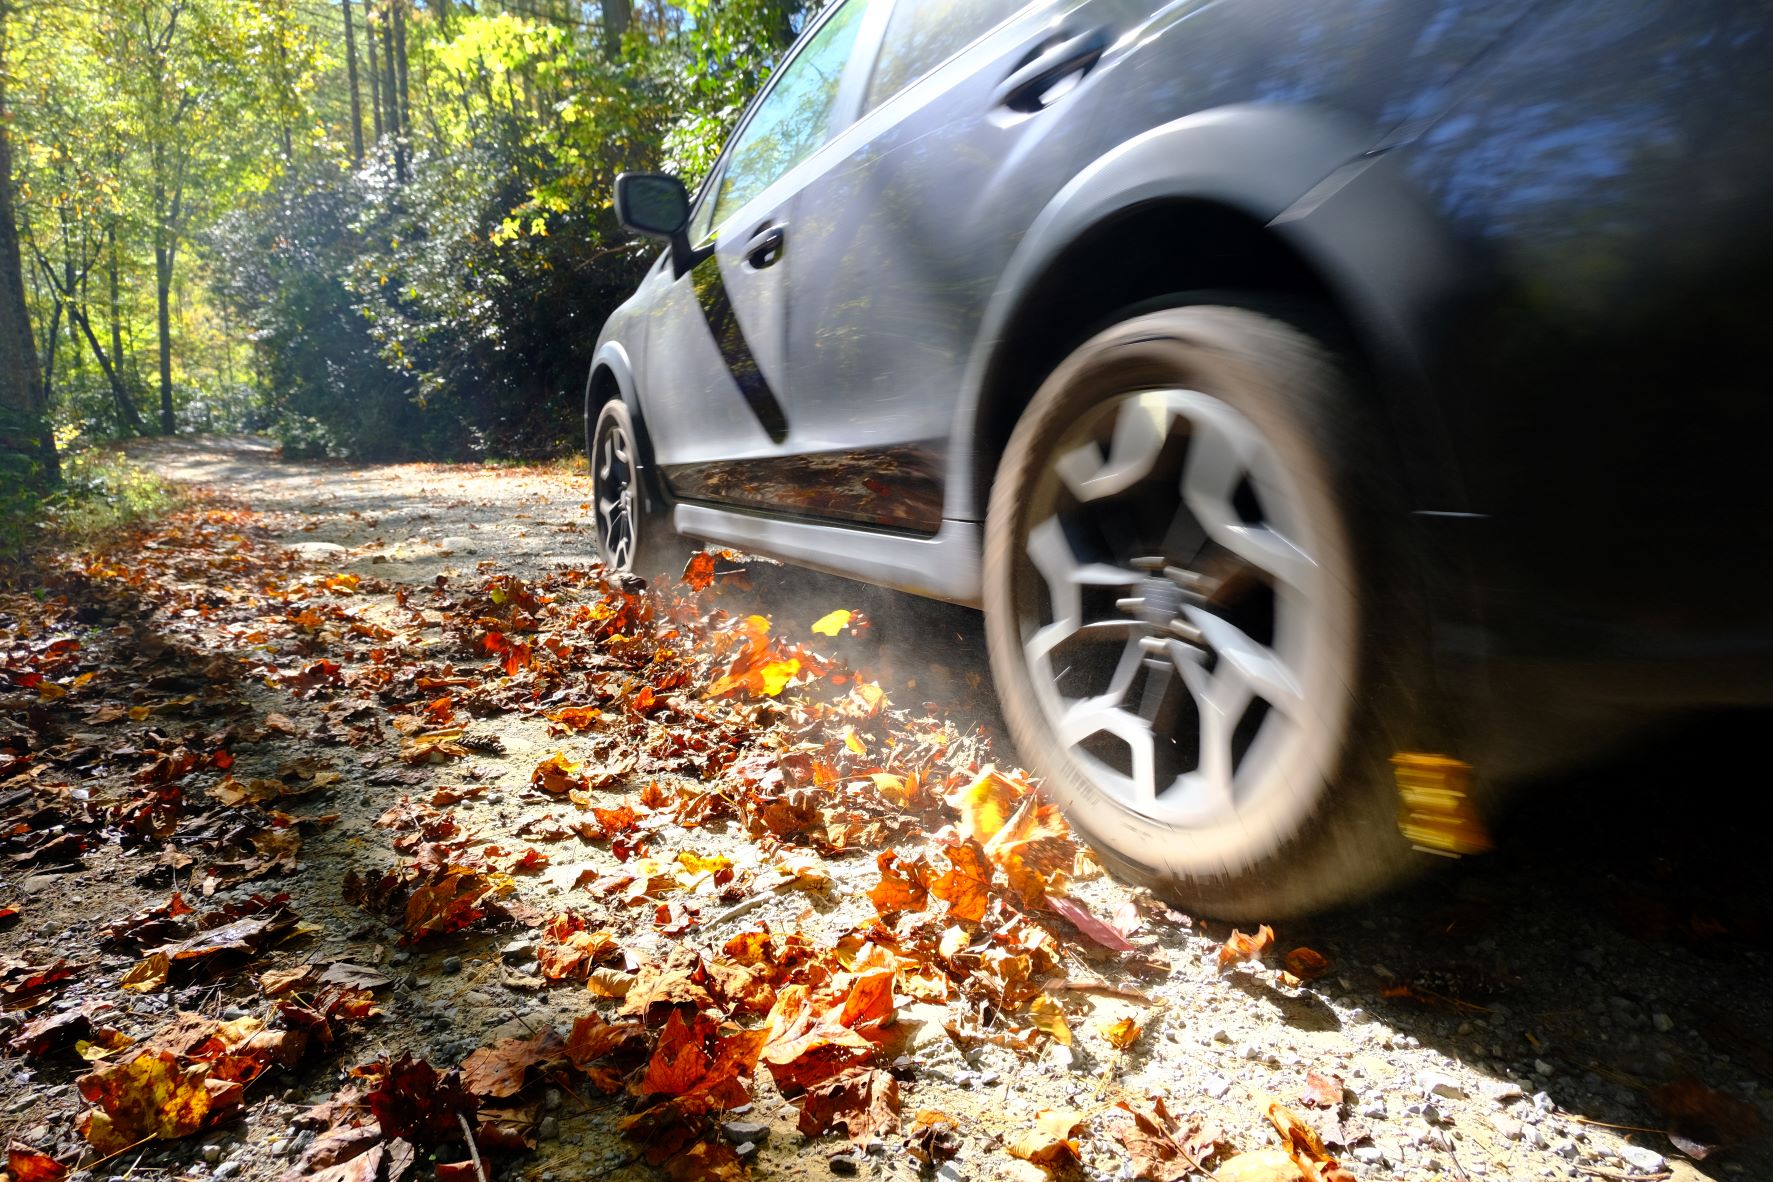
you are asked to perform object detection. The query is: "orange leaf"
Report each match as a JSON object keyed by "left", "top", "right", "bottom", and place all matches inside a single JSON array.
[
  {"left": 530, "top": 753, "right": 585, "bottom": 795},
  {"left": 1217, "top": 924, "right": 1275, "bottom": 970},
  {"left": 638, "top": 1010, "right": 711, "bottom": 1096},
  {"left": 77, "top": 1050, "right": 241, "bottom": 1154},
  {"left": 868, "top": 849, "right": 931, "bottom": 918},
  {"left": 1283, "top": 947, "right": 1331, "bottom": 981},
  {"left": 930, "top": 840, "right": 993, "bottom": 924},
  {"left": 682, "top": 551, "right": 717, "bottom": 590},
  {"left": 1301, "top": 1071, "right": 1344, "bottom": 1109},
  {"left": 7, "top": 1144, "right": 68, "bottom": 1182},
  {"left": 836, "top": 968, "right": 895, "bottom": 1030}
]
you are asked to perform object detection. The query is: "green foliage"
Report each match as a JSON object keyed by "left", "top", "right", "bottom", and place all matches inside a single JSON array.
[
  {"left": 12, "top": 0, "right": 823, "bottom": 460},
  {"left": 0, "top": 439, "right": 179, "bottom": 560}
]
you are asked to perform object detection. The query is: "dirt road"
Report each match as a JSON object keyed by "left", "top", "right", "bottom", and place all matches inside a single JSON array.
[{"left": 2, "top": 436, "right": 1765, "bottom": 1182}]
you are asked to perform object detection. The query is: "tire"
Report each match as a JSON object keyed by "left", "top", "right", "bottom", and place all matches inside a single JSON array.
[
  {"left": 983, "top": 305, "right": 1432, "bottom": 920},
  {"left": 588, "top": 396, "right": 693, "bottom": 581}
]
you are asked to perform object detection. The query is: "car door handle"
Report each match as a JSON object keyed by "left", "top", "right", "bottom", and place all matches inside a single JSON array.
[
  {"left": 743, "top": 224, "right": 787, "bottom": 269},
  {"left": 993, "top": 27, "right": 1110, "bottom": 113}
]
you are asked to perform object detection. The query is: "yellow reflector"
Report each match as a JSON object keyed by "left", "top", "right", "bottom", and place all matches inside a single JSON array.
[{"left": 1392, "top": 752, "right": 1493, "bottom": 857}]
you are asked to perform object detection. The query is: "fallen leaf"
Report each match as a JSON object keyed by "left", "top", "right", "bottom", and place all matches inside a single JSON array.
[
  {"left": 1283, "top": 948, "right": 1331, "bottom": 982},
  {"left": 77, "top": 1049, "right": 243, "bottom": 1153},
  {"left": 461, "top": 1028, "right": 564, "bottom": 1098},
  {"left": 1028, "top": 995, "right": 1073, "bottom": 1046},
  {"left": 1046, "top": 895, "right": 1136, "bottom": 953},
  {"left": 1008, "top": 1107, "right": 1084, "bottom": 1169},
  {"left": 638, "top": 1010, "right": 712, "bottom": 1096},
  {"left": 1301, "top": 1071, "right": 1343, "bottom": 1109},
  {"left": 360, "top": 1053, "right": 478, "bottom": 1145},
  {"left": 6, "top": 1144, "right": 68, "bottom": 1182},
  {"left": 120, "top": 953, "right": 171, "bottom": 994},
  {"left": 930, "top": 840, "right": 992, "bottom": 924},
  {"left": 1215, "top": 1149, "right": 1306, "bottom": 1182},
  {"left": 797, "top": 1066, "right": 899, "bottom": 1139},
  {"left": 1218, "top": 925, "right": 1275, "bottom": 970},
  {"left": 1101, "top": 1016, "right": 1143, "bottom": 1051},
  {"left": 1110, "top": 1096, "right": 1204, "bottom": 1182}
]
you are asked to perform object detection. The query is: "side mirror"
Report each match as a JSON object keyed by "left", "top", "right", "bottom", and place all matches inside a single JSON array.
[{"left": 615, "top": 172, "right": 690, "bottom": 244}]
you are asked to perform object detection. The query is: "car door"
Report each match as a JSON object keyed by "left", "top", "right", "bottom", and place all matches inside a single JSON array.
[
  {"left": 775, "top": 0, "right": 1140, "bottom": 532},
  {"left": 636, "top": 0, "right": 875, "bottom": 506}
]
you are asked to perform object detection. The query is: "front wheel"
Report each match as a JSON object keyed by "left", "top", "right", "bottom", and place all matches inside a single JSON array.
[
  {"left": 588, "top": 397, "right": 689, "bottom": 579},
  {"left": 983, "top": 305, "right": 1432, "bottom": 919}
]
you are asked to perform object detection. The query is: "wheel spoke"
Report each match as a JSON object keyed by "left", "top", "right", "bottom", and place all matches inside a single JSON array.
[
  {"left": 1183, "top": 606, "right": 1303, "bottom": 717},
  {"left": 1057, "top": 696, "right": 1160, "bottom": 804},
  {"left": 1056, "top": 391, "right": 1176, "bottom": 502},
  {"left": 1176, "top": 392, "right": 1314, "bottom": 591}
]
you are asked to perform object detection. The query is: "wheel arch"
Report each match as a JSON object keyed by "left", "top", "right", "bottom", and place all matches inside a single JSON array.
[
  {"left": 587, "top": 339, "right": 672, "bottom": 513},
  {"left": 955, "top": 103, "right": 1476, "bottom": 525}
]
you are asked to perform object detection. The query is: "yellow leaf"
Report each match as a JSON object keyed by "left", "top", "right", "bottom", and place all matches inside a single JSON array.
[
  {"left": 1100, "top": 1015, "right": 1142, "bottom": 1050},
  {"left": 811, "top": 609, "right": 852, "bottom": 636},
  {"left": 843, "top": 726, "right": 868, "bottom": 756},
  {"left": 120, "top": 953, "right": 170, "bottom": 994},
  {"left": 950, "top": 768, "right": 1021, "bottom": 843},
  {"left": 1028, "top": 995, "right": 1072, "bottom": 1046}
]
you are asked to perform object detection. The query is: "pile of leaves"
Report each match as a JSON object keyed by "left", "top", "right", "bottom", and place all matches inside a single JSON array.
[{"left": 0, "top": 494, "right": 1508, "bottom": 1182}]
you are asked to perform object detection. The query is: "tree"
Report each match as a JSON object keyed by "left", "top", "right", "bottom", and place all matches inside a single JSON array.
[{"left": 0, "top": 0, "right": 58, "bottom": 483}]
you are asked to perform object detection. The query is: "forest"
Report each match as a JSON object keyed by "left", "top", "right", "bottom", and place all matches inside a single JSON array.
[{"left": 0, "top": 0, "right": 817, "bottom": 496}]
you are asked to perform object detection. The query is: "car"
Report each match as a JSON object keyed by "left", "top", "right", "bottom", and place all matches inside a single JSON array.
[{"left": 585, "top": 0, "right": 1773, "bottom": 918}]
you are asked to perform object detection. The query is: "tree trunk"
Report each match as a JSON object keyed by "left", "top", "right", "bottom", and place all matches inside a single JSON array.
[
  {"left": 364, "top": 4, "right": 384, "bottom": 144},
  {"left": 0, "top": 19, "right": 59, "bottom": 483},
  {"left": 380, "top": 2, "right": 406, "bottom": 182},
  {"left": 601, "top": 0, "right": 630, "bottom": 59},
  {"left": 155, "top": 242, "right": 174, "bottom": 434},
  {"left": 392, "top": 0, "right": 411, "bottom": 160},
  {"left": 70, "top": 304, "right": 143, "bottom": 435},
  {"left": 108, "top": 227, "right": 127, "bottom": 391},
  {"left": 341, "top": 0, "right": 365, "bottom": 164}
]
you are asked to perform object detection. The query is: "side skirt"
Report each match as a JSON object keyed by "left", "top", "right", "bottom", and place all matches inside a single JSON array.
[{"left": 672, "top": 504, "right": 984, "bottom": 607}]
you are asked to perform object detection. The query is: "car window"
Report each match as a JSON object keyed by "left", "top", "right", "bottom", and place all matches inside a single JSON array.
[
  {"left": 711, "top": 0, "right": 868, "bottom": 225},
  {"left": 864, "top": 0, "right": 1030, "bottom": 111}
]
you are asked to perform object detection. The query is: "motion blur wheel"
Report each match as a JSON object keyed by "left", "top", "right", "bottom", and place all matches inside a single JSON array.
[
  {"left": 985, "top": 305, "right": 1428, "bottom": 919},
  {"left": 588, "top": 396, "right": 688, "bottom": 579}
]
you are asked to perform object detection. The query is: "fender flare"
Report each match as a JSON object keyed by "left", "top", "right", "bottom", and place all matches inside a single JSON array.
[
  {"left": 587, "top": 338, "right": 672, "bottom": 512},
  {"left": 950, "top": 102, "right": 1474, "bottom": 520}
]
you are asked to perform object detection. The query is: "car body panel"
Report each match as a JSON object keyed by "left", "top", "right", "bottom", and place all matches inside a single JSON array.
[{"left": 592, "top": 0, "right": 1773, "bottom": 715}]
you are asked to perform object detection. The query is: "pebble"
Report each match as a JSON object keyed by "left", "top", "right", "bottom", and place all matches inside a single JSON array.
[
  {"left": 1552, "top": 1138, "right": 1580, "bottom": 1160},
  {"left": 935, "top": 1165, "right": 963, "bottom": 1182},
  {"left": 1618, "top": 1145, "right": 1666, "bottom": 1173},
  {"left": 829, "top": 1151, "right": 861, "bottom": 1174},
  {"left": 1352, "top": 1146, "right": 1384, "bottom": 1165},
  {"left": 722, "top": 1120, "right": 769, "bottom": 1145},
  {"left": 1422, "top": 1073, "right": 1467, "bottom": 1100},
  {"left": 538, "top": 1116, "right": 559, "bottom": 1140},
  {"left": 733, "top": 1142, "right": 757, "bottom": 1158},
  {"left": 441, "top": 956, "right": 463, "bottom": 975},
  {"left": 1535, "top": 1059, "right": 1555, "bottom": 1076},
  {"left": 1652, "top": 1012, "right": 1674, "bottom": 1033},
  {"left": 213, "top": 1163, "right": 241, "bottom": 1181},
  {"left": 1203, "top": 1074, "right": 1231, "bottom": 1100},
  {"left": 200, "top": 1145, "right": 223, "bottom": 1164}
]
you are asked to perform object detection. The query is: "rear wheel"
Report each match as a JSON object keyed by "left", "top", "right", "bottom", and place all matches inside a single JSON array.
[
  {"left": 588, "top": 396, "right": 690, "bottom": 580},
  {"left": 984, "top": 305, "right": 1430, "bottom": 919}
]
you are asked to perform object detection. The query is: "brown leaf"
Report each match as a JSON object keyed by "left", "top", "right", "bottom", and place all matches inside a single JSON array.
[
  {"left": 1300, "top": 1071, "right": 1344, "bottom": 1109},
  {"left": 1110, "top": 1096, "right": 1203, "bottom": 1182},
  {"left": 360, "top": 1053, "right": 478, "bottom": 1145},
  {"left": 760, "top": 984, "right": 874, "bottom": 1093},
  {"left": 1007, "top": 1107, "right": 1084, "bottom": 1170},
  {"left": 1027, "top": 995, "right": 1072, "bottom": 1046},
  {"left": 797, "top": 1066, "right": 899, "bottom": 1140},
  {"left": 1217, "top": 924, "right": 1275, "bottom": 970},
  {"left": 564, "top": 1014, "right": 647, "bottom": 1068},
  {"left": 460, "top": 1028, "right": 564, "bottom": 1099},
  {"left": 1651, "top": 1076, "right": 1763, "bottom": 1156}
]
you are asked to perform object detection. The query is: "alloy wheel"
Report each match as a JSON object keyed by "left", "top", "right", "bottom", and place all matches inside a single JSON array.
[
  {"left": 1012, "top": 386, "right": 1347, "bottom": 829},
  {"left": 593, "top": 413, "right": 639, "bottom": 572}
]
